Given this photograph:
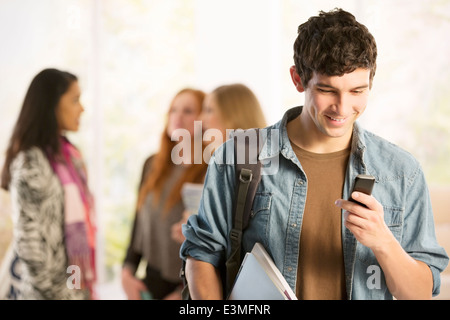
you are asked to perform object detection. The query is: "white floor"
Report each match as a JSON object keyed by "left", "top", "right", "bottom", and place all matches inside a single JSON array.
[{"left": 96, "top": 279, "right": 127, "bottom": 300}]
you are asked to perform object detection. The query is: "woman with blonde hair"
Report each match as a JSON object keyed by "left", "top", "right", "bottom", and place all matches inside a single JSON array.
[
  {"left": 201, "top": 83, "right": 267, "bottom": 152},
  {"left": 122, "top": 88, "right": 208, "bottom": 300},
  {"left": 171, "top": 83, "right": 267, "bottom": 244}
]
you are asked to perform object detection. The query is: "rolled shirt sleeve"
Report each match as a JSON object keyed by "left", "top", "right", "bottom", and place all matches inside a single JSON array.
[
  {"left": 401, "top": 164, "right": 449, "bottom": 296},
  {"left": 180, "top": 143, "right": 236, "bottom": 268}
]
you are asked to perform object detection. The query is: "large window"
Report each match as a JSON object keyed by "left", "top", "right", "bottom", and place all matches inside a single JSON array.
[{"left": 1, "top": 0, "right": 449, "bottom": 298}]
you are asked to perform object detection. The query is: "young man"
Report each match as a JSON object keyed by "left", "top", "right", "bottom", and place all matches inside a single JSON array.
[{"left": 180, "top": 8, "right": 449, "bottom": 300}]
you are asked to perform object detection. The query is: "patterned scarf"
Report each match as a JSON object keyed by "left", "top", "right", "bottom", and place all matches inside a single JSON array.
[{"left": 50, "top": 136, "right": 97, "bottom": 299}]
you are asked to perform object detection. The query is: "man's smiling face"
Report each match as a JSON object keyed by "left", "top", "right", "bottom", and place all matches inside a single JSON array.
[{"left": 302, "top": 68, "right": 371, "bottom": 141}]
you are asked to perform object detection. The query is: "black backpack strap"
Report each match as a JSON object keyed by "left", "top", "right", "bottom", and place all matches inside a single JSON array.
[
  {"left": 225, "top": 128, "right": 262, "bottom": 295},
  {"left": 180, "top": 128, "right": 263, "bottom": 300}
]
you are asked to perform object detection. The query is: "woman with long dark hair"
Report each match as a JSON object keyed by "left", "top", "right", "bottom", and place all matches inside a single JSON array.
[{"left": 1, "top": 68, "right": 96, "bottom": 299}]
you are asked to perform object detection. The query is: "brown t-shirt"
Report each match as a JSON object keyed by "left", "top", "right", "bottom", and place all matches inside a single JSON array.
[{"left": 291, "top": 141, "right": 350, "bottom": 300}]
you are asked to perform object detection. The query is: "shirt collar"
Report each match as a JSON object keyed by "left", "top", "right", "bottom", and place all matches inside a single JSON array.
[
  {"left": 258, "top": 106, "right": 368, "bottom": 168},
  {"left": 259, "top": 106, "right": 302, "bottom": 161}
]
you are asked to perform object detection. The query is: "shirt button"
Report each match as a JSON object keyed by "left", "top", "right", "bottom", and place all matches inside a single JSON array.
[
  {"left": 291, "top": 223, "right": 297, "bottom": 227},
  {"left": 287, "top": 267, "right": 293, "bottom": 272}
]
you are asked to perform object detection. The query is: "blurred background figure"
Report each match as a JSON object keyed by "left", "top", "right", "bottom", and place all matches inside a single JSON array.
[
  {"left": 171, "top": 83, "right": 268, "bottom": 245},
  {"left": 202, "top": 83, "right": 267, "bottom": 154},
  {"left": 121, "top": 88, "right": 207, "bottom": 300},
  {"left": 0, "top": 68, "right": 96, "bottom": 299}
]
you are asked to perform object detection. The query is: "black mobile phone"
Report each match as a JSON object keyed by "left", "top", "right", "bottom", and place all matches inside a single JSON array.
[{"left": 349, "top": 174, "right": 375, "bottom": 207}]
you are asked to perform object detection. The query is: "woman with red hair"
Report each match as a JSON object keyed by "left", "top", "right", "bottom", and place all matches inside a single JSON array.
[{"left": 121, "top": 88, "right": 207, "bottom": 300}]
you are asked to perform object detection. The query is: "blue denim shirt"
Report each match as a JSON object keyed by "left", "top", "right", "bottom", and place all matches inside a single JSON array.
[{"left": 181, "top": 106, "right": 449, "bottom": 299}]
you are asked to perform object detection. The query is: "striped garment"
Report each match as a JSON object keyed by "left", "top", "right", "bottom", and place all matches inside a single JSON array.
[{"left": 9, "top": 146, "right": 94, "bottom": 299}]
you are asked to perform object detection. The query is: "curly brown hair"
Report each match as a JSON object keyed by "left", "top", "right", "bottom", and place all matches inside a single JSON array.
[{"left": 293, "top": 8, "right": 377, "bottom": 88}]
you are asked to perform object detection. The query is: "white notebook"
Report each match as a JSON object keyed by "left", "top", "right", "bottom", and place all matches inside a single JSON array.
[
  {"left": 228, "top": 242, "right": 298, "bottom": 300},
  {"left": 181, "top": 182, "right": 204, "bottom": 214}
]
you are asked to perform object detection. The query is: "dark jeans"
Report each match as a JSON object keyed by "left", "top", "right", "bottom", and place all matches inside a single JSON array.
[{"left": 143, "top": 265, "right": 180, "bottom": 299}]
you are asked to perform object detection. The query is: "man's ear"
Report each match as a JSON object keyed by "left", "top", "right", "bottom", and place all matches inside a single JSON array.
[{"left": 289, "top": 65, "right": 305, "bottom": 93}]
